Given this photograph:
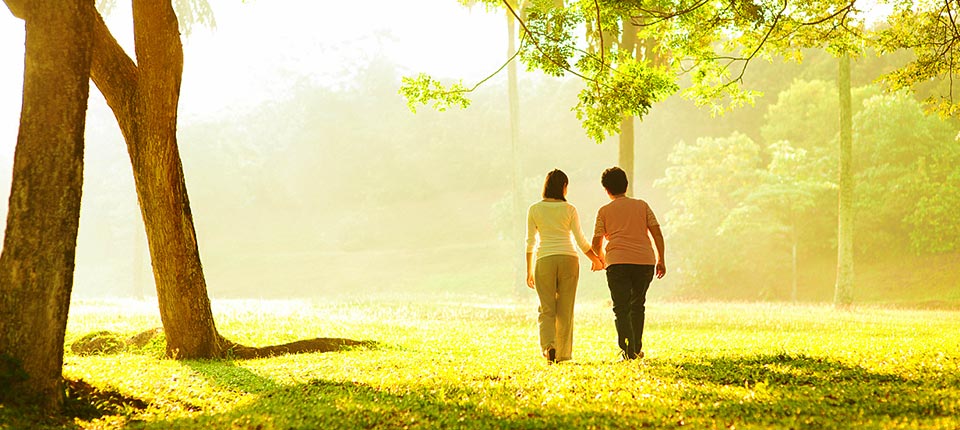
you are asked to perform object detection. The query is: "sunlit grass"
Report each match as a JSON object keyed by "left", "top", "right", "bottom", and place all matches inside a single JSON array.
[{"left": 11, "top": 298, "right": 960, "bottom": 429}]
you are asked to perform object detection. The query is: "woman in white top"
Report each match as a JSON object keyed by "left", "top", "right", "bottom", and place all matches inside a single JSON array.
[{"left": 526, "top": 169, "right": 604, "bottom": 363}]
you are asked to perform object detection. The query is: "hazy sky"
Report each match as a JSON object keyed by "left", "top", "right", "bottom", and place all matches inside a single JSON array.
[{"left": 0, "top": 0, "right": 507, "bottom": 149}]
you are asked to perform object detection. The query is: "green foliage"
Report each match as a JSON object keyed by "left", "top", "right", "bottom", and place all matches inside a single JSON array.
[
  {"left": 721, "top": 141, "right": 836, "bottom": 238},
  {"left": 656, "top": 133, "right": 765, "bottom": 295},
  {"left": 853, "top": 91, "right": 960, "bottom": 254},
  {"left": 401, "top": 0, "right": 863, "bottom": 142},
  {"left": 761, "top": 79, "right": 840, "bottom": 152},
  {"left": 875, "top": 2, "right": 960, "bottom": 116},
  {"left": 659, "top": 78, "right": 960, "bottom": 297},
  {"left": 908, "top": 167, "right": 960, "bottom": 253},
  {"left": 398, "top": 73, "right": 472, "bottom": 113},
  {"left": 575, "top": 52, "right": 678, "bottom": 141},
  {"left": 9, "top": 299, "right": 957, "bottom": 429},
  {"left": 518, "top": 1, "right": 582, "bottom": 78}
]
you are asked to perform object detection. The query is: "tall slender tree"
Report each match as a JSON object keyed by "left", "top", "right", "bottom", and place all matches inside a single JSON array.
[
  {"left": 0, "top": 0, "right": 95, "bottom": 410},
  {"left": 611, "top": 16, "right": 667, "bottom": 194},
  {"left": 506, "top": 0, "right": 525, "bottom": 294},
  {"left": 618, "top": 19, "right": 637, "bottom": 194},
  {"left": 835, "top": 52, "right": 854, "bottom": 306}
]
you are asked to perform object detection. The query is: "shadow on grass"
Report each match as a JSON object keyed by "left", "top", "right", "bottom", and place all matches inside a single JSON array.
[
  {"left": 184, "top": 360, "right": 282, "bottom": 394},
  {"left": 129, "top": 376, "right": 653, "bottom": 430},
  {"left": 15, "top": 352, "right": 957, "bottom": 429},
  {"left": 662, "top": 352, "right": 958, "bottom": 427}
]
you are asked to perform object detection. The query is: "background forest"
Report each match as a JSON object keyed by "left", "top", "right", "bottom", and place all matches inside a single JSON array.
[{"left": 1, "top": 46, "right": 953, "bottom": 305}]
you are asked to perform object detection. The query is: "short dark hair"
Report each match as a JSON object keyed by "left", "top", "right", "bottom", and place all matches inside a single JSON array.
[
  {"left": 601, "top": 167, "right": 628, "bottom": 195},
  {"left": 542, "top": 169, "right": 568, "bottom": 201}
]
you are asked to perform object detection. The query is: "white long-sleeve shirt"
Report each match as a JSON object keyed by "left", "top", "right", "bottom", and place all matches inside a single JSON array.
[{"left": 526, "top": 200, "right": 592, "bottom": 260}]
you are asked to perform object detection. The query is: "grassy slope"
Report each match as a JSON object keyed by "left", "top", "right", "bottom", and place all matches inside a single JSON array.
[{"left": 3, "top": 298, "right": 958, "bottom": 430}]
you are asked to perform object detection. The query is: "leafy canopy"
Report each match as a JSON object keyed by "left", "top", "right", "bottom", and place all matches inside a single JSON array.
[{"left": 401, "top": 0, "right": 863, "bottom": 142}]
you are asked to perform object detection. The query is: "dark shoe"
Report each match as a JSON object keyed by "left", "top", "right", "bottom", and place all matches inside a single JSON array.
[{"left": 547, "top": 348, "right": 557, "bottom": 364}]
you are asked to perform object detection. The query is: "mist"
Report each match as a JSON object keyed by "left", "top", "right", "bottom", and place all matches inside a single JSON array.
[{"left": 1, "top": 0, "right": 957, "bottom": 306}]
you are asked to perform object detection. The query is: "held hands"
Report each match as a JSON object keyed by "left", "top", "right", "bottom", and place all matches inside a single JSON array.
[{"left": 590, "top": 254, "right": 605, "bottom": 272}]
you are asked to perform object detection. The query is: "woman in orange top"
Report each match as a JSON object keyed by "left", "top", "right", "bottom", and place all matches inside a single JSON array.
[{"left": 592, "top": 167, "right": 666, "bottom": 360}]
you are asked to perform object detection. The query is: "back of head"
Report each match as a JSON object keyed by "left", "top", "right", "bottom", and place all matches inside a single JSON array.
[
  {"left": 542, "top": 169, "right": 568, "bottom": 201},
  {"left": 601, "top": 167, "right": 628, "bottom": 195}
]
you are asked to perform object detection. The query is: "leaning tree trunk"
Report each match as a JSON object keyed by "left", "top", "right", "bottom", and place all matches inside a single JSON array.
[
  {"left": 0, "top": 0, "right": 94, "bottom": 410},
  {"left": 79, "top": 0, "right": 223, "bottom": 359},
  {"left": 127, "top": 0, "right": 223, "bottom": 358},
  {"left": 834, "top": 53, "right": 854, "bottom": 307}
]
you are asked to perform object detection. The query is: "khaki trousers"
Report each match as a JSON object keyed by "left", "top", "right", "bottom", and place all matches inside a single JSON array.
[{"left": 534, "top": 254, "right": 579, "bottom": 361}]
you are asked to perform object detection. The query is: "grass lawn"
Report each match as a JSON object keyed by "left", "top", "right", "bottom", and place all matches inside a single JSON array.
[{"left": 2, "top": 296, "right": 959, "bottom": 429}]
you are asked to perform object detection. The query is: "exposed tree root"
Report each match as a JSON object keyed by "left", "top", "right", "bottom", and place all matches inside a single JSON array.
[
  {"left": 70, "top": 328, "right": 377, "bottom": 360},
  {"left": 220, "top": 336, "right": 377, "bottom": 359}
]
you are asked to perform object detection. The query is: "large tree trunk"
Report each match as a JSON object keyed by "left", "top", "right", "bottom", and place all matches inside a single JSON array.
[
  {"left": 0, "top": 0, "right": 94, "bottom": 409},
  {"left": 834, "top": 53, "right": 854, "bottom": 307}
]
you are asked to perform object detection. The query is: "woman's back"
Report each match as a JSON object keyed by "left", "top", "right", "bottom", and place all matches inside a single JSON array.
[{"left": 526, "top": 200, "right": 591, "bottom": 259}]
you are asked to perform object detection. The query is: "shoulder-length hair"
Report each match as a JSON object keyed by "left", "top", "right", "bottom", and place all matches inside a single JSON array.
[{"left": 542, "top": 169, "right": 568, "bottom": 201}]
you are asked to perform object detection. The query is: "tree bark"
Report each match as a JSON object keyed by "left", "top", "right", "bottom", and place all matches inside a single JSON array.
[
  {"left": 82, "top": 0, "right": 223, "bottom": 358},
  {"left": 126, "top": 0, "right": 223, "bottom": 358},
  {"left": 0, "top": 0, "right": 94, "bottom": 409},
  {"left": 834, "top": 53, "right": 855, "bottom": 307},
  {"left": 3, "top": 0, "right": 370, "bottom": 363},
  {"left": 791, "top": 226, "right": 798, "bottom": 303},
  {"left": 619, "top": 18, "right": 638, "bottom": 195}
]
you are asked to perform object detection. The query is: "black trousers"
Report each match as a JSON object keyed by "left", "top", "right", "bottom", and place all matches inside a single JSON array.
[{"left": 605, "top": 264, "right": 655, "bottom": 359}]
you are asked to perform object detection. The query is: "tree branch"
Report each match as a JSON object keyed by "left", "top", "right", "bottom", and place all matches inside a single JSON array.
[
  {"left": 629, "top": 0, "right": 713, "bottom": 28},
  {"left": 799, "top": 0, "right": 857, "bottom": 27},
  {"left": 595, "top": 0, "right": 604, "bottom": 74},
  {"left": 502, "top": 0, "right": 596, "bottom": 83},
  {"left": 728, "top": 0, "right": 789, "bottom": 86},
  {"left": 439, "top": 32, "right": 528, "bottom": 97},
  {"left": 90, "top": 11, "right": 139, "bottom": 125}
]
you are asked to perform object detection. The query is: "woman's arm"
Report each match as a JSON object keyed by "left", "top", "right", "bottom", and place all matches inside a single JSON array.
[
  {"left": 591, "top": 235, "right": 605, "bottom": 271},
  {"left": 649, "top": 224, "right": 666, "bottom": 278},
  {"left": 526, "top": 252, "right": 535, "bottom": 289},
  {"left": 570, "top": 207, "right": 604, "bottom": 270},
  {"left": 526, "top": 206, "right": 537, "bottom": 288}
]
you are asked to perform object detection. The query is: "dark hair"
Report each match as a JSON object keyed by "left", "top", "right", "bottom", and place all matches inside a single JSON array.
[
  {"left": 542, "top": 169, "right": 568, "bottom": 201},
  {"left": 601, "top": 167, "right": 628, "bottom": 195}
]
